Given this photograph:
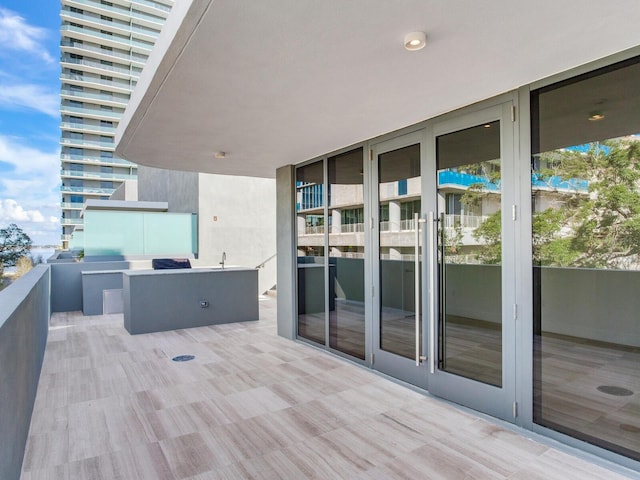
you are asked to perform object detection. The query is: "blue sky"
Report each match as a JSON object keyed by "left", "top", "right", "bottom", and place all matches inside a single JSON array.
[{"left": 0, "top": 1, "right": 61, "bottom": 245}]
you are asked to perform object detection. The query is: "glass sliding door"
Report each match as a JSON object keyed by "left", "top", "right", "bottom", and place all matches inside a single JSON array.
[
  {"left": 532, "top": 57, "right": 640, "bottom": 461},
  {"left": 426, "top": 103, "right": 516, "bottom": 421},
  {"left": 328, "top": 148, "right": 366, "bottom": 359},
  {"left": 296, "top": 161, "right": 326, "bottom": 344},
  {"left": 372, "top": 132, "right": 427, "bottom": 388}
]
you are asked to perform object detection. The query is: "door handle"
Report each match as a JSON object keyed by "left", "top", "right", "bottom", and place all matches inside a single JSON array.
[
  {"left": 414, "top": 212, "right": 420, "bottom": 366},
  {"left": 428, "top": 211, "right": 436, "bottom": 374}
]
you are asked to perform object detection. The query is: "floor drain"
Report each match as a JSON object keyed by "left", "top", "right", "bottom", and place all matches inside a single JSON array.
[
  {"left": 172, "top": 355, "right": 195, "bottom": 362},
  {"left": 596, "top": 385, "right": 634, "bottom": 396},
  {"left": 620, "top": 424, "right": 640, "bottom": 433}
]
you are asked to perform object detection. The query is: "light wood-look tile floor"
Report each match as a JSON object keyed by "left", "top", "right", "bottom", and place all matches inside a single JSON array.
[{"left": 21, "top": 297, "right": 635, "bottom": 479}]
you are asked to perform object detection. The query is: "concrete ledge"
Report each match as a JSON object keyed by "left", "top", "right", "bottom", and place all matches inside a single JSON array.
[{"left": 0, "top": 265, "right": 50, "bottom": 480}]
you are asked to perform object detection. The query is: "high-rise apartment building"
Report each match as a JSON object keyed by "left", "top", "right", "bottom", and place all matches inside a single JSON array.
[{"left": 59, "top": 0, "right": 173, "bottom": 248}]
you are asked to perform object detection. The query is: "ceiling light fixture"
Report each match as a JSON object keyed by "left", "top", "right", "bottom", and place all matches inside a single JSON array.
[
  {"left": 588, "top": 112, "right": 605, "bottom": 122},
  {"left": 214, "top": 151, "right": 226, "bottom": 159},
  {"left": 404, "top": 31, "right": 426, "bottom": 51}
]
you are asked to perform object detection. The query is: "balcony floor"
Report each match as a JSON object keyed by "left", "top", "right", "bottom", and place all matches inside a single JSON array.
[{"left": 21, "top": 297, "right": 632, "bottom": 479}]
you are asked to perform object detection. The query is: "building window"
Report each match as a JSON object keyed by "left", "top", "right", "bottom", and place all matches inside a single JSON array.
[
  {"left": 398, "top": 178, "right": 407, "bottom": 195},
  {"left": 101, "top": 181, "right": 113, "bottom": 189},
  {"left": 100, "top": 151, "right": 113, "bottom": 158},
  {"left": 101, "top": 166, "right": 113, "bottom": 173}
]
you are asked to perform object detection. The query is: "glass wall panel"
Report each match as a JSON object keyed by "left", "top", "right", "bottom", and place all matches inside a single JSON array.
[
  {"left": 83, "top": 211, "right": 197, "bottom": 256},
  {"left": 532, "top": 57, "right": 640, "bottom": 460},
  {"left": 296, "top": 161, "right": 326, "bottom": 344},
  {"left": 328, "top": 148, "right": 365, "bottom": 359},
  {"left": 379, "top": 143, "right": 421, "bottom": 359}
]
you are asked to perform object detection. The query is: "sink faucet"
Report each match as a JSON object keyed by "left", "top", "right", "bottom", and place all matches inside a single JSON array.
[{"left": 220, "top": 251, "right": 226, "bottom": 269}]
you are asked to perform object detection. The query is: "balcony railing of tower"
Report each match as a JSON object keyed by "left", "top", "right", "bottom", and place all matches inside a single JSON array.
[
  {"left": 61, "top": 10, "right": 161, "bottom": 39},
  {"left": 61, "top": 57, "right": 140, "bottom": 77},
  {"left": 65, "top": 0, "right": 167, "bottom": 24},
  {"left": 60, "top": 122, "right": 117, "bottom": 134},
  {"left": 60, "top": 73, "right": 133, "bottom": 93},
  {"left": 60, "top": 89, "right": 128, "bottom": 105},
  {"left": 61, "top": 170, "right": 133, "bottom": 181},
  {"left": 60, "top": 139, "right": 116, "bottom": 149},
  {"left": 130, "top": 0, "right": 172, "bottom": 13},
  {"left": 60, "top": 105, "right": 124, "bottom": 119},
  {"left": 60, "top": 185, "right": 116, "bottom": 194},
  {"left": 60, "top": 40, "right": 148, "bottom": 64},
  {"left": 60, "top": 25, "right": 153, "bottom": 51},
  {"left": 61, "top": 154, "right": 135, "bottom": 166}
]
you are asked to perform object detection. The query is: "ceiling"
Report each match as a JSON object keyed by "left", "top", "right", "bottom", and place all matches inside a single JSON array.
[{"left": 115, "top": 0, "right": 640, "bottom": 178}]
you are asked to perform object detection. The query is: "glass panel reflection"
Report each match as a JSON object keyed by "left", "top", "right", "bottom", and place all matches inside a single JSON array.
[
  {"left": 378, "top": 143, "right": 421, "bottom": 359},
  {"left": 532, "top": 58, "right": 640, "bottom": 461},
  {"left": 296, "top": 161, "right": 325, "bottom": 344},
  {"left": 436, "top": 121, "right": 502, "bottom": 387},
  {"left": 328, "top": 148, "right": 365, "bottom": 359}
]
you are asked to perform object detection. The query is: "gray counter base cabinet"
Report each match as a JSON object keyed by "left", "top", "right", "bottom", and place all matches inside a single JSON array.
[{"left": 123, "top": 268, "right": 259, "bottom": 334}]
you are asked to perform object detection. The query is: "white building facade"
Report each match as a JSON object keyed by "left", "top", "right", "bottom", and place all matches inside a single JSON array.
[{"left": 59, "top": 0, "right": 173, "bottom": 248}]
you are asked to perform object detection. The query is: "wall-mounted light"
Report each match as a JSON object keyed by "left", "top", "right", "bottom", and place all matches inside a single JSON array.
[
  {"left": 588, "top": 112, "right": 605, "bottom": 122},
  {"left": 404, "top": 31, "right": 426, "bottom": 51},
  {"left": 214, "top": 151, "right": 226, "bottom": 159}
]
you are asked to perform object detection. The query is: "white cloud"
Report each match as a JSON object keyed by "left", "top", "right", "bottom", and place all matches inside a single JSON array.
[
  {"left": 0, "top": 135, "right": 59, "bottom": 179},
  {"left": 0, "top": 199, "right": 60, "bottom": 246},
  {"left": 0, "top": 83, "right": 58, "bottom": 117},
  {"left": 0, "top": 199, "right": 45, "bottom": 222},
  {"left": 0, "top": 135, "right": 60, "bottom": 245},
  {"left": 0, "top": 8, "right": 53, "bottom": 63}
]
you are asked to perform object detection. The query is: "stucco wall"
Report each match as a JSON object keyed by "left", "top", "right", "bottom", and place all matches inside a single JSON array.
[
  {"left": 137, "top": 165, "right": 199, "bottom": 213},
  {"left": 197, "top": 173, "right": 276, "bottom": 294},
  {"left": 0, "top": 265, "right": 49, "bottom": 480}
]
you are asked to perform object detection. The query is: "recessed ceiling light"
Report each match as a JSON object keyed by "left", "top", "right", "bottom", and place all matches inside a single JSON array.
[
  {"left": 404, "top": 32, "right": 426, "bottom": 51},
  {"left": 588, "top": 112, "right": 605, "bottom": 122},
  {"left": 483, "top": 124, "right": 492, "bottom": 128},
  {"left": 214, "top": 151, "right": 226, "bottom": 159}
]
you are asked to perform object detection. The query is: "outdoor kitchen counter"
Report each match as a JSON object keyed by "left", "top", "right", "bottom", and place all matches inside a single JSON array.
[{"left": 122, "top": 267, "right": 258, "bottom": 334}]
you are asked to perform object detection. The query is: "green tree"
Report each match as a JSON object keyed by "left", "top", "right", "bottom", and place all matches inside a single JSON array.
[
  {"left": 534, "top": 139, "right": 640, "bottom": 268},
  {"left": 473, "top": 210, "right": 502, "bottom": 264},
  {"left": 0, "top": 223, "right": 33, "bottom": 271}
]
